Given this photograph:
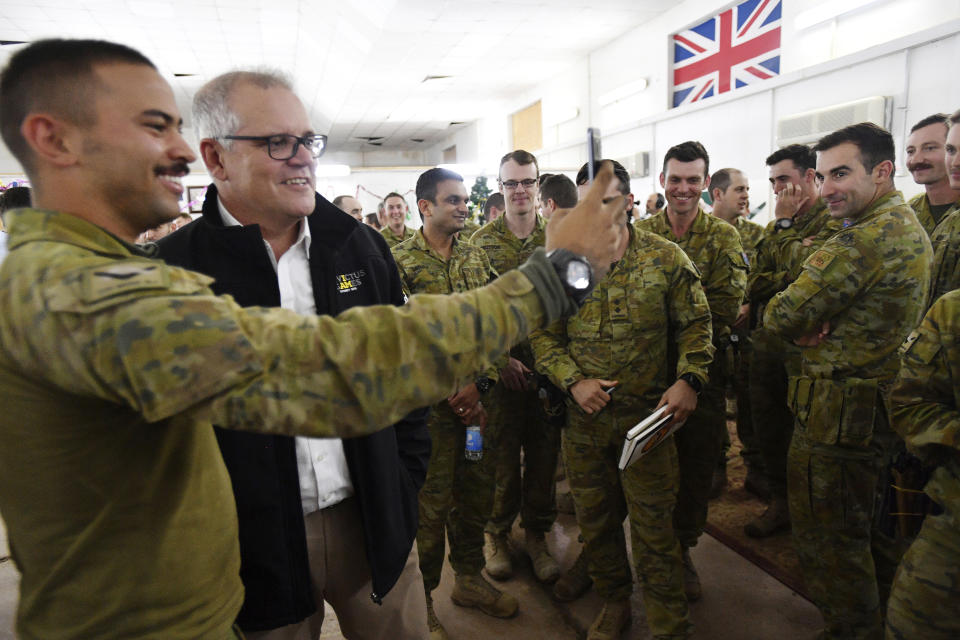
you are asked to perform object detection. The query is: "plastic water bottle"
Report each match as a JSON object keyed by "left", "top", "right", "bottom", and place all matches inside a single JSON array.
[{"left": 465, "top": 425, "right": 483, "bottom": 461}]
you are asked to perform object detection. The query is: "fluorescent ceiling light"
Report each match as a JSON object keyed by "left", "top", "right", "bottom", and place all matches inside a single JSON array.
[
  {"left": 795, "top": 0, "right": 881, "bottom": 30},
  {"left": 598, "top": 78, "right": 649, "bottom": 107},
  {"left": 315, "top": 164, "right": 352, "bottom": 177}
]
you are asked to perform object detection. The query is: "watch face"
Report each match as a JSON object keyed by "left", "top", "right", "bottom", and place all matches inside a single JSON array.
[{"left": 566, "top": 261, "right": 591, "bottom": 290}]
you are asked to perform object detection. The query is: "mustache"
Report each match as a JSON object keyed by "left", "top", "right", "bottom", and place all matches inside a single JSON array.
[
  {"left": 908, "top": 162, "right": 934, "bottom": 172},
  {"left": 155, "top": 162, "right": 190, "bottom": 177}
]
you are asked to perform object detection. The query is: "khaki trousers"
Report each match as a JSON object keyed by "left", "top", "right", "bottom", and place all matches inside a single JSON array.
[{"left": 245, "top": 497, "right": 428, "bottom": 640}]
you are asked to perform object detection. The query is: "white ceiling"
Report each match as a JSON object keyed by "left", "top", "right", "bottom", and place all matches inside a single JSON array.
[{"left": 0, "top": 0, "right": 675, "bottom": 153}]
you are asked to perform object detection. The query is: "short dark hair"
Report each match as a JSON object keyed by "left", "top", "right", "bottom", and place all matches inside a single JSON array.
[
  {"left": 575, "top": 160, "right": 630, "bottom": 195},
  {"left": 382, "top": 192, "right": 408, "bottom": 207},
  {"left": 710, "top": 168, "right": 742, "bottom": 195},
  {"left": 814, "top": 122, "right": 895, "bottom": 173},
  {"left": 483, "top": 192, "right": 504, "bottom": 215},
  {"left": 538, "top": 172, "right": 554, "bottom": 186},
  {"left": 950, "top": 109, "right": 960, "bottom": 127},
  {"left": 498, "top": 150, "right": 539, "bottom": 180},
  {"left": 0, "top": 186, "right": 32, "bottom": 214},
  {"left": 364, "top": 213, "right": 381, "bottom": 229},
  {"left": 910, "top": 113, "right": 949, "bottom": 134},
  {"left": 765, "top": 144, "right": 816, "bottom": 171},
  {"left": 662, "top": 141, "right": 710, "bottom": 178},
  {"left": 539, "top": 174, "right": 578, "bottom": 208},
  {"left": 416, "top": 167, "right": 463, "bottom": 204},
  {"left": 0, "top": 39, "right": 156, "bottom": 174}
]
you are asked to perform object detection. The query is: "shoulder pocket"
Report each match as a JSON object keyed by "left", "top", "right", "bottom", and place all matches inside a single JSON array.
[{"left": 47, "top": 262, "right": 213, "bottom": 313}]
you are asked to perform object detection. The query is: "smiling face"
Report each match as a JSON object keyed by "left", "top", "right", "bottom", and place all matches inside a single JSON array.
[
  {"left": 816, "top": 142, "right": 887, "bottom": 219},
  {"left": 499, "top": 159, "right": 538, "bottom": 218},
  {"left": 906, "top": 122, "right": 948, "bottom": 187},
  {"left": 78, "top": 62, "right": 196, "bottom": 239},
  {"left": 660, "top": 158, "right": 708, "bottom": 216},
  {"left": 422, "top": 179, "right": 469, "bottom": 237},
  {"left": 210, "top": 83, "right": 316, "bottom": 227},
  {"left": 383, "top": 195, "right": 408, "bottom": 234}
]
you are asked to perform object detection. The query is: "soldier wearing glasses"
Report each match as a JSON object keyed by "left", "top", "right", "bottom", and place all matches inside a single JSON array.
[
  {"left": 472, "top": 150, "right": 564, "bottom": 585},
  {"left": 157, "top": 70, "right": 433, "bottom": 640}
]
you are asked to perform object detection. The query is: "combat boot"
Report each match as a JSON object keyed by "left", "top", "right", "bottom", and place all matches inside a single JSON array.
[
  {"left": 744, "top": 496, "right": 790, "bottom": 538},
  {"left": 587, "top": 599, "right": 631, "bottom": 640},
  {"left": 553, "top": 549, "right": 593, "bottom": 601},
  {"left": 483, "top": 531, "right": 513, "bottom": 580},
  {"left": 525, "top": 530, "right": 560, "bottom": 582},
  {"left": 425, "top": 593, "right": 449, "bottom": 640},
  {"left": 682, "top": 547, "right": 701, "bottom": 602},
  {"left": 451, "top": 573, "right": 519, "bottom": 618}
]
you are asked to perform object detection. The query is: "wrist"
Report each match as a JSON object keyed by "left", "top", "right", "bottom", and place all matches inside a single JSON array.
[{"left": 678, "top": 373, "right": 702, "bottom": 395}]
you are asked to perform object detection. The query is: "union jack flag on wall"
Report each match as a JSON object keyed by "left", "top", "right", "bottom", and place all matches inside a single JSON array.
[{"left": 671, "top": 0, "right": 782, "bottom": 108}]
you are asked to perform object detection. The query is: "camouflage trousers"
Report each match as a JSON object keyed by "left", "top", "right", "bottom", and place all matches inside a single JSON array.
[
  {"left": 719, "top": 326, "right": 763, "bottom": 472},
  {"left": 417, "top": 406, "right": 499, "bottom": 592},
  {"left": 748, "top": 328, "right": 799, "bottom": 498},
  {"left": 673, "top": 355, "right": 727, "bottom": 549},
  {"left": 563, "top": 417, "right": 691, "bottom": 638},
  {"left": 485, "top": 384, "right": 560, "bottom": 536},
  {"left": 788, "top": 420, "right": 903, "bottom": 640},
  {"left": 886, "top": 510, "right": 960, "bottom": 639}
]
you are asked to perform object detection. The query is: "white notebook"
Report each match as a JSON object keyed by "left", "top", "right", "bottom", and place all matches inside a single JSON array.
[{"left": 618, "top": 407, "right": 685, "bottom": 471}]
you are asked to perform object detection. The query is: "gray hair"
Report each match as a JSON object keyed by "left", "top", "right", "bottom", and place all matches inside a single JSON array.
[{"left": 192, "top": 69, "right": 293, "bottom": 147}]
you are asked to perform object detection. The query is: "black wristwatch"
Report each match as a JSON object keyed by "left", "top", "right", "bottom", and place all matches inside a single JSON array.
[
  {"left": 546, "top": 249, "right": 595, "bottom": 307},
  {"left": 475, "top": 377, "right": 494, "bottom": 395},
  {"left": 774, "top": 217, "right": 794, "bottom": 231},
  {"left": 678, "top": 373, "right": 702, "bottom": 395}
]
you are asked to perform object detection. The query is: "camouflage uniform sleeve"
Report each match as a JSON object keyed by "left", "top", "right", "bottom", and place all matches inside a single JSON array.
[
  {"left": 890, "top": 294, "right": 960, "bottom": 461},
  {"left": 704, "top": 225, "right": 748, "bottom": 329},
  {"left": 29, "top": 259, "right": 553, "bottom": 439},
  {"left": 668, "top": 253, "right": 715, "bottom": 383},
  {"left": 746, "top": 232, "right": 788, "bottom": 303},
  {"left": 530, "top": 320, "right": 582, "bottom": 392},
  {"left": 479, "top": 249, "right": 506, "bottom": 382},
  {"left": 763, "top": 242, "right": 876, "bottom": 340}
]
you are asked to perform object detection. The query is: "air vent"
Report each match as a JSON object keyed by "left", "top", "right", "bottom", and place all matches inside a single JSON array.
[
  {"left": 173, "top": 73, "right": 197, "bottom": 77},
  {"left": 410, "top": 138, "right": 425, "bottom": 143},
  {"left": 355, "top": 136, "right": 384, "bottom": 142},
  {"left": 776, "top": 97, "right": 890, "bottom": 147},
  {"left": 449, "top": 122, "right": 465, "bottom": 126},
  {"left": 423, "top": 75, "right": 452, "bottom": 82}
]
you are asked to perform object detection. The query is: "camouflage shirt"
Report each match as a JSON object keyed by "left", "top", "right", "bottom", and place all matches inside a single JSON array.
[
  {"left": 734, "top": 216, "right": 765, "bottom": 268},
  {"left": 0, "top": 208, "right": 563, "bottom": 639},
  {"left": 747, "top": 201, "right": 841, "bottom": 323},
  {"left": 764, "top": 191, "right": 932, "bottom": 380},
  {"left": 380, "top": 224, "right": 416, "bottom": 248},
  {"left": 637, "top": 207, "right": 747, "bottom": 340},
  {"left": 925, "top": 204, "right": 960, "bottom": 309},
  {"left": 391, "top": 230, "right": 502, "bottom": 383},
  {"left": 891, "top": 289, "right": 960, "bottom": 527},
  {"left": 471, "top": 213, "right": 547, "bottom": 367},
  {"left": 531, "top": 226, "right": 714, "bottom": 420},
  {"left": 908, "top": 192, "right": 960, "bottom": 237}
]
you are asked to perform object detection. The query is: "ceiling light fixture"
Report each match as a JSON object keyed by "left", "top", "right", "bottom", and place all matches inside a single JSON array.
[{"left": 598, "top": 78, "right": 649, "bottom": 107}]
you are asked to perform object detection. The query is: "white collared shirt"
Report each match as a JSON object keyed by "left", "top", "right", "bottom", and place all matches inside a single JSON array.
[{"left": 219, "top": 199, "right": 353, "bottom": 514}]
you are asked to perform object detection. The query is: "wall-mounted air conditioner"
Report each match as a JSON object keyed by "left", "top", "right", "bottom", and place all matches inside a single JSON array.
[{"left": 775, "top": 96, "right": 890, "bottom": 147}]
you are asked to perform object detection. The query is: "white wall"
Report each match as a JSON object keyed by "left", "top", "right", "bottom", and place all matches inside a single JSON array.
[{"left": 432, "top": 1, "right": 960, "bottom": 225}]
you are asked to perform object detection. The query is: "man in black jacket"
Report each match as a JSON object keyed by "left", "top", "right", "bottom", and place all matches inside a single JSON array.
[{"left": 157, "top": 70, "right": 431, "bottom": 639}]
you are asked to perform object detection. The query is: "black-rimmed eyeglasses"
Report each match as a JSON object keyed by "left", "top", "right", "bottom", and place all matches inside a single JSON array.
[{"left": 222, "top": 133, "right": 328, "bottom": 160}]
